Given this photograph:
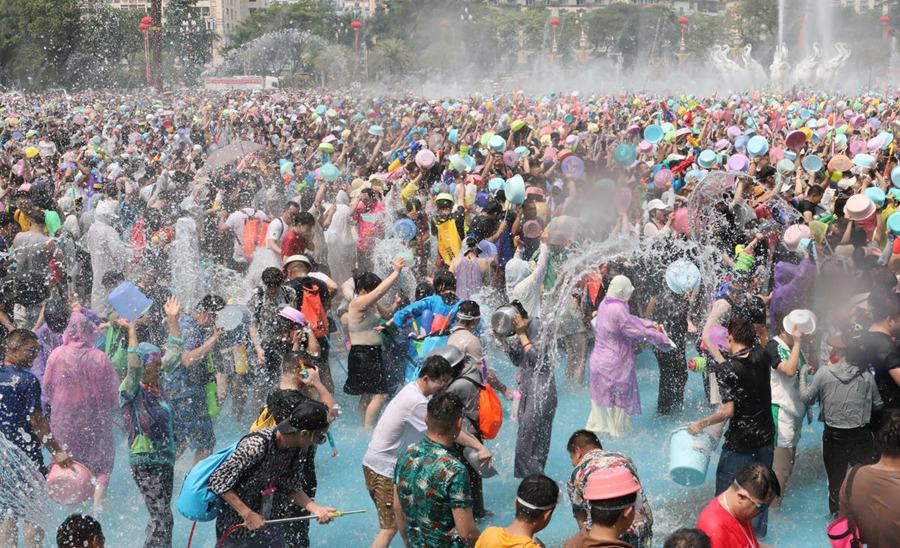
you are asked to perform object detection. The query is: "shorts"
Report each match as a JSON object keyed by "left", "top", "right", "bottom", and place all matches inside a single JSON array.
[
  {"left": 772, "top": 404, "right": 802, "bottom": 448},
  {"left": 171, "top": 398, "right": 216, "bottom": 451},
  {"left": 363, "top": 465, "right": 396, "bottom": 530},
  {"left": 344, "top": 345, "right": 389, "bottom": 395}
]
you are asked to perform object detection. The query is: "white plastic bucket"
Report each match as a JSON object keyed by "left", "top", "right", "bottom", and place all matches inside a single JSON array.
[{"left": 669, "top": 427, "right": 715, "bottom": 487}]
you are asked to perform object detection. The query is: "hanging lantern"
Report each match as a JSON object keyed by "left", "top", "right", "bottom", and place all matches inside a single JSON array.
[
  {"left": 350, "top": 20, "right": 362, "bottom": 29},
  {"left": 549, "top": 17, "right": 561, "bottom": 27}
]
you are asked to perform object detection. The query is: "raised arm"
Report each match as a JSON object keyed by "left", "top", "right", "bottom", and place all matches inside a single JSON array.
[{"left": 353, "top": 256, "right": 405, "bottom": 310}]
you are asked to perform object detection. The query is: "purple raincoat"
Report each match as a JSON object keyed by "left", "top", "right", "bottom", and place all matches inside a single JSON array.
[
  {"left": 589, "top": 297, "right": 670, "bottom": 415},
  {"left": 42, "top": 312, "right": 120, "bottom": 481},
  {"left": 769, "top": 257, "right": 815, "bottom": 321}
]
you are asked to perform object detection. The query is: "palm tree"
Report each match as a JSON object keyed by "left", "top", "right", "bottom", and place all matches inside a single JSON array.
[{"left": 369, "top": 37, "right": 410, "bottom": 79}]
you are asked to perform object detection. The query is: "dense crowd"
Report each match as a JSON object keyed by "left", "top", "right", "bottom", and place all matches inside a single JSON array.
[{"left": 0, "top": 88, "right": 899, "bottom": 548}]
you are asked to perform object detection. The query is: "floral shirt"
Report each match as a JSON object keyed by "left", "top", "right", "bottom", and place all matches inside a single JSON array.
[
  {"left": 393, "top": 436, "right": 472, "bottom": 548},
  {"left": 567, "top": 448, "right": 653, "bottom": 548}
]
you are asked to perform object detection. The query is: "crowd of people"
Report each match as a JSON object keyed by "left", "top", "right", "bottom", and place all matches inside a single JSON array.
[{"left": 0, "top": 87, "right": 899, "bottom": 548}]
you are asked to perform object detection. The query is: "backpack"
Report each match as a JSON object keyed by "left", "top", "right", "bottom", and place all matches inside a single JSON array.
[
  {"left": 459, "top": 376, "right": 503, "bottom": 440},
  {"left": 176, "top": 432, "right": 267, "bottom": 522},
  {"left": 242, "top": 214, "right": 270, "bottom": 260},
  {"left": 297, "top": 281, "right": 328, "bottom": 339}
]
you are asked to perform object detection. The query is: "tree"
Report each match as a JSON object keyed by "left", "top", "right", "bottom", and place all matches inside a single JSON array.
[
  {"left": 683, "top": 13, "right": 729, "bottom": 57},
  {"left": 162, "top": 0, "right": 214, "bottom": 84},
  {"left": 0, "top": 0, "right": 81, "bottom": 88},
  {"left": 226, "top": 0, "right": 342, "bottom": 51},
  {"left": 735, "top": 0, "right": 778, "bottom": 45},
  {"left": 369, "top": 37, "right": 410, "bottom": 79},
  {"left": 220, "top": 29, "right": 323, "bottom": 77},
  {"left": 65, "top": 7, "right": 146, "bottom": 88}
]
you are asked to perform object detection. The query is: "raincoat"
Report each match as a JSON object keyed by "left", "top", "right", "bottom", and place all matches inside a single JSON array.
[
  {"left": 770, "top": 257, "right": 815, "bottom": 322},
  {"left": 324, "top": 191, "right": 357, "bottom": 286},
  {"left": 587, "top": 292, "right": 670, "bottom": 436},
  {"left": 43, "top": 312, "right": 120, "bottom": 480},
  {"left": 505, "top": 243, "right": 550, "bottom": 319},
  {"left": 83, "top": 202, "right": 127, "bottom": 316}
]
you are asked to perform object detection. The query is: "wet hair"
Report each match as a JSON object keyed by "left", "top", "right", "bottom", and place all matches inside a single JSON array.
[
  {"left": 433, "top": 269, "right": 456, "bottom": 294},
  {"left": 266, "top": 389, "right": 307, "bottom": 423},
  {"left": 27, "top": 207, "right": 46, "bottom": 225},
  {"left": 406, "top": 197, "right": 423, "bottom": 213},
  {"left": 355, "top": 272, "right": 382, "bottom": 293},
  {"left": 734, "top": 462, "right": 781, "bottom": 501},
  {"left": 262, "top": 267, "right": 285, "bottom": 287},
  {"left": 567, "top": 429, "right": 602, "bottom": 453},
  {"left": 426, "top": 391, "right": 463, "bottom": 436},
  {"left": 420, "top": 355, "right": 453, "bottom": 381},
  {"left": 877, "top": 409, "right": 900, "bottom": 457},
  {"left": 457, "top": 300, "right": 480, "bottom": 324},
  {"left": 45, "top": 298, "right": 71, "bottom": 333},
  {"left": 664, "top": 528, "right": 712, "bottom": 548},
  {"left": 868, "top": 289, "right": 900, "bottom": 322},
  {"left": 509, "top": 299, "right": 529, "bottom": 320},
  {"left": 6, "top": 328, "right": 38, "bottom": 359},
  {"left": 589, "top": 492, "right": 637, "bottom": 527},
  {"left": 807, "top": 185, "right": 824, "bottom": 198},
  {"left": 415, "top": 282, "right": 435, "bottom": 301},
  {"left": 727, "top": 316, "right": 755, "bottom": 347},
  {"left": 197, "top": 294, "right": 226, "bottom": 313},
  {"left": 295, "top": 211, "right": 315, "bottom": 227},
  {"left": 283, "top": 200, "right": 300, "bottom": 212},
  {"left": 484, "top": 200, "right": 502, "bottom": 215},
  {"left": 101, "top": 271, "right": 124, "bottom": 289},
  {"left": 57, "top": 513, "right": 103, "bottom": 548},
  {"left": 515, "top": 475, "right": 559, "bottom": 523}
]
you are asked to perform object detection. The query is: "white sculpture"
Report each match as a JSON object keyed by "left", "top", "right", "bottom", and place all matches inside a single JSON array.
[
  {"left": 769, "top": 43, "right": 791, "bottom": 90},
  {"left": 794, "top": 42, "right": 821, "bottom": 87}
]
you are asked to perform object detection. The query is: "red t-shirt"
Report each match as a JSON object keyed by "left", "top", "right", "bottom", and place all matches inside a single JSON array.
[
  {"left": 281, "top": 230, "right": 308, "bottom": 259},
  {"left": 696, "top": 497, "right": 758, "bottom": 548}
]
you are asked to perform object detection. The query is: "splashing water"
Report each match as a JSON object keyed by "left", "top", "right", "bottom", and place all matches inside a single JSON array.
[{"left": 0, "top": 434, "right": 55, "bottom": 533}]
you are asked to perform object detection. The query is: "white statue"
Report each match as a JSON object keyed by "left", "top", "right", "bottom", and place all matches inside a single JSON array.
[
  {"left": 741, "top": 44, "right": 769, "bottom": 86},
  {"left": 769, "top": 42, "right": 791, "bottom": 90},
  {"left": 794, "top": 42, "right": 821, "bottom": 86}
]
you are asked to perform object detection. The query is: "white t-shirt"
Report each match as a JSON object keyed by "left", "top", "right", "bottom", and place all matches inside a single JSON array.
[
  {"left": 224, "top": 208, "right": 267, "bottom": 263},
  {"left": 266, "top": 216, "right": 289, "bottom": 248},
  {"left": 362, "top": 381, "right": 428, "bottom": 478}
]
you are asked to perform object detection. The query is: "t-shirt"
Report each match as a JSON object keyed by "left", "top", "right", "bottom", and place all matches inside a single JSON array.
[
  {"left": 362, "top": 381, "right": 428, "bottom": 477},
  {"left": 475, "top": 527, "right": 541, "bottom": 548},
  {"left": 265, "top": 217, "right": 289, "bottom": 248},
  {"left": 280, "top": 230, "right": 309, "bottom": 260},
  {"left": 0, "top": 365, "right": 42, "bottom": 463},
  {"left": 224, "top": 208, "right": 267, "bottom": 263},
  {"left": 696, "top": 497, "right": 758, "bottom": 548},
  {"left": 850, "top": 331, "right": 900, "bottom": 410},
  {"left": 717, "top": 346, "right": 775, "bottom": 453},
  {"left": 839, "top": 465, "right": 900, "bottom": 548}
]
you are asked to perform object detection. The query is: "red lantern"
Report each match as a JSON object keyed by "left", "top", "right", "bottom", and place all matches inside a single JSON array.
[
  {"left": 881, "top": 15, "right": 890, "bottom": 41},
  {"left": 350, "top": 20, "right": 362, "bottom": 29},
  {"left": 549, "top": 17, "right": 560, "bottom": 27},
  {"left": 141, "top": 16, "right": 152, "bottom": 25},
  {"left": 438, "top": 19, "right": 450, "bottom": 29},
  {"left": 796, "top": 15, "right": 807, "bottom": 49},
  {"left": 138, "top": 22, "right": 149, "bottom": 31},
  {"left": 350, "top": 20, "right": 362, "bottom": 58},
  {"left": 677, "top": 16, "right": 689, "bottom": 25}
]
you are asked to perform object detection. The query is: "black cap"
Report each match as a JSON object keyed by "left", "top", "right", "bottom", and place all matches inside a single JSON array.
[{"left": 276, "top": 400, "right": 329, "bottom": 434}]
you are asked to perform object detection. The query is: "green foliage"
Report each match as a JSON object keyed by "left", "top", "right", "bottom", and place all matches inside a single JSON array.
[
  {"left": 0, "top": 0, "right": 81, "bottom": 89},
  {"left": 67, "top": 7, "right": 146, "bottom": 88},
  {"left": 162, "top": 0, "right": 215, "bottom": 84},
  {"left": 683, "top": 13, "right": 729, "bottom": 56},
  {"left": 226, "top": 0, "right": 344, "bottom": 51},
  {"left": 735, "top": 0, "right": 778, "bottom": 43}
]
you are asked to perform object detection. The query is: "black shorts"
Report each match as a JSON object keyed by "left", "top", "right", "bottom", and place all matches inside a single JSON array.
[{"left": 343, "top": 345, "right": 389, "bottom": 395}]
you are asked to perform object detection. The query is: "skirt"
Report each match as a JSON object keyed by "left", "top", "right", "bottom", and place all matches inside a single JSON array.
[{"left": 344, "top": 345, "right": 389, "bottom": 396}]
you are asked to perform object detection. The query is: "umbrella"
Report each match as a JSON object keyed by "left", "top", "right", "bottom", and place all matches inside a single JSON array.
[{"left": 203, "top": 141, "right": 263, "bottom": 172}]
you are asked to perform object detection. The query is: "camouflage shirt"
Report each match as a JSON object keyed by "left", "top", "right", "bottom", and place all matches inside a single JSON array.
[
  {"left": 394, "top": 436, "right": 472, "bottom": 548},
  {"left": 567, "top": 448, "right": 653, "bottom": 548}
]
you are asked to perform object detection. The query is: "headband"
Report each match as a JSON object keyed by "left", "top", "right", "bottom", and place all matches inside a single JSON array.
[{"left": 516, "top": 497, "right": 555, "bottom": 511}]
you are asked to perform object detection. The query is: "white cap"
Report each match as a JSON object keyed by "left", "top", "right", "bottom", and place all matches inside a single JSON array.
[{"left": 646, "top": 198, "right": 668, "bottom": 211}]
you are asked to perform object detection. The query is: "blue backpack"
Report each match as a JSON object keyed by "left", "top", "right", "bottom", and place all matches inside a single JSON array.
[{"left": 176, "top": 433, "right": 265, "bottom": 522}]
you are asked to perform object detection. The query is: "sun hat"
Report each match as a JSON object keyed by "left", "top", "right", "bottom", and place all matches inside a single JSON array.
[
  {"left": 698, "top": 149, "right": 717, "bottom": 169},
  {"left": 278, "top": 306, "right": 307, "bottom": 326},
  {"left": 665, "top": 259, "right": 701, "bottom": 295},
  {"left": 844, "top": 194, "right": 876, "bottom": 221},
  {"left": 828, "top": 154, "right": 853, "bottom": 172},
  {"left": 783, "top": 224, "right": 811, "bottom": 251},
  {"left": 782, "top": 309, "right": 817, "bottom": 335},
  {"left": 583, "top": 467, "right": 641, "bottom": 501}
]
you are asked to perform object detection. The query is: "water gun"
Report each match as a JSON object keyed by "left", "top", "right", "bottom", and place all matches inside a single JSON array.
[
  {"left": 733, "top": 245, "right": 756, "bottom": 272},
  {"left": 688, "top": 357, "right": 707, "bottom": 373}
]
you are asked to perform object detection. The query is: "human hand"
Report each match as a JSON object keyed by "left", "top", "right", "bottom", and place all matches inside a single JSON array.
[
  {"left": 163, "top": 296, "right": 181, "bottom": 318},
  {"left": 792, "top": 326, "right": 804, "bottom": 341},
  {"left": 477, "top": 446, "right": 493, "bottom": 468},
  {"left": 300, "top": 367, "right": 320, "bottom": 386},
  {"left": 255, "top": 345, "right": 266, "bottom": 363},
  {"left": 308, "top": 503, "right": 337, "bottom": 524},
  {"left": 687, "top": 421, "right": 703, "bottom": 435},
  {"left": 210, "top": 327, "right": 224, "bottom": 341},
  {"left": 242, "top": 511, "right": 266, "bottom": 530},
  {"left": 114, "top": 317, "right": 131, "bottom": 329},
  {"left": 393, "top": 256, "right": 406, "bottom": 272},
  {"left": 514, "top": 235, "right": 523, "bottom": 249}
]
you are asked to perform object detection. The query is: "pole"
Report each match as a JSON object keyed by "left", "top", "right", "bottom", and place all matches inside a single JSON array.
[
  {"left": 143, "top": 31, "right": 150, "bottom": 84},
  {"left": 263, "top": 510, "right": 367, "bottom": 525},
  {"left": 150, "top": 0, "right": 162, "bottom": 91}
]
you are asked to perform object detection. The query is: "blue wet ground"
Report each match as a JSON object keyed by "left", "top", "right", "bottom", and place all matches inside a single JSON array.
[{"left": 46, "top": 344, "right": 829, "bottom": 547}]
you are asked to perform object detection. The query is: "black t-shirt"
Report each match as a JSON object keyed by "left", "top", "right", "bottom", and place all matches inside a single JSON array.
[
  {"left": 468, "top": 214, "right": 499, "bottom": 243},
  {"left": 849, "top": 331, "right": 900, "bottom": 410},
  {"left": 717, "top": 346, "right": 775, "bottom": 452}
]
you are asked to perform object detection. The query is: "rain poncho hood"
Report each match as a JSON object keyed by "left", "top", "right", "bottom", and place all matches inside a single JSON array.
[
  {"left": 606, "top": 275, "right": 635, "bottom": 301},
  {"left": 504, "top": 258, "right": 531, "bottom": 292}
]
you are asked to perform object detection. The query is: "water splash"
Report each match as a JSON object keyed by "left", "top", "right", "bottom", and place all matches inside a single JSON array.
[{"left": 0, "top": 434, "right": 56, "bottom": 533}]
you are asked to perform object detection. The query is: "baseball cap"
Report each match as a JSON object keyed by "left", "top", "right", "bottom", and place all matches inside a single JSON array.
[
  {"left": 276, "top": 400, "right": 329, "bottom": 434},
  {"left": 284, "top": 254, "right": 312, "bottom": 268}
]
